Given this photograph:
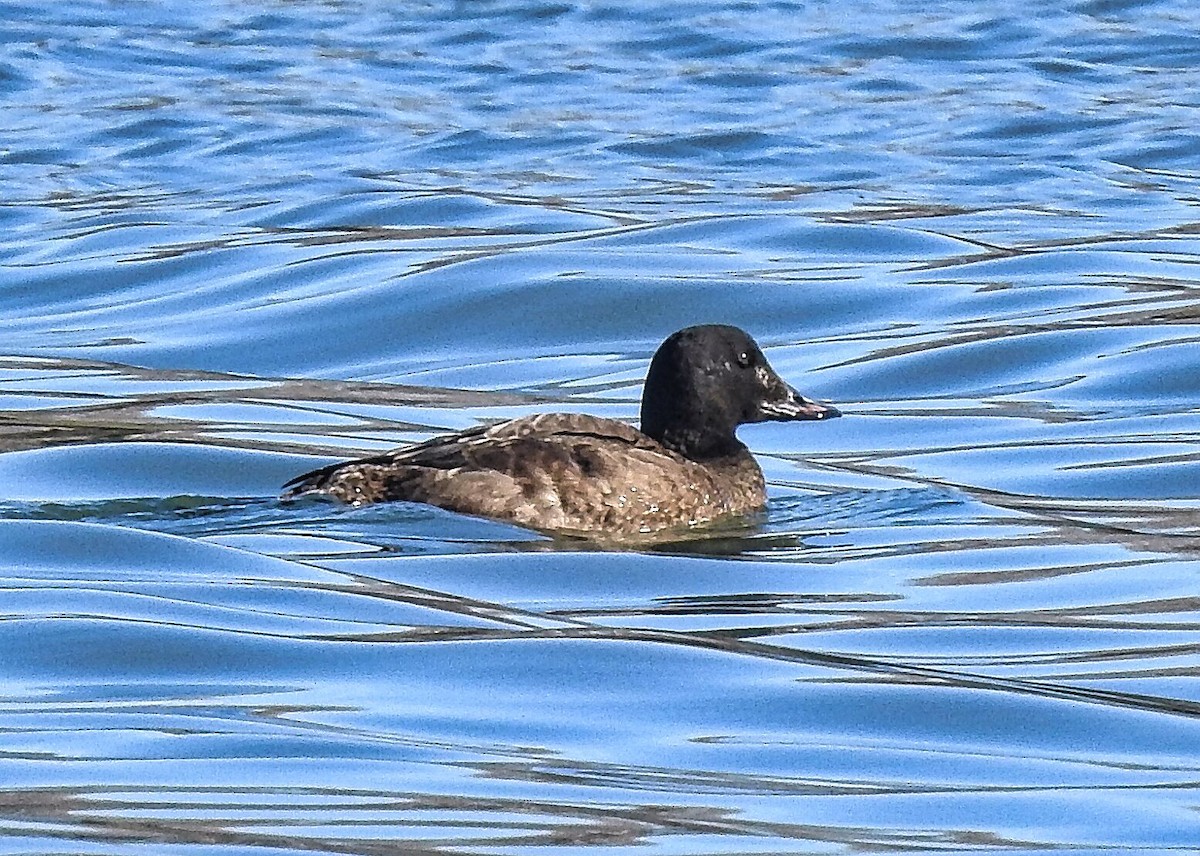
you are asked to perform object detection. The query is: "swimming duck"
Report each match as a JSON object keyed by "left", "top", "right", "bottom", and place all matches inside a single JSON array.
[{"left": 282, "top": 324, "right": 840, "bottom": 538}]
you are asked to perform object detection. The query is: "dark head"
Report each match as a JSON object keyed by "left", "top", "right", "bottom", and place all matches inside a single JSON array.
[{"left": 639, "top": 324, "right": 840, "bottom": 459}]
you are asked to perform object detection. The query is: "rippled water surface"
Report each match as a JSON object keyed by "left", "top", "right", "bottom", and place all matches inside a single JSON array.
[{"left": 4, "top": 1, "right": 1200, "bottom": 852}]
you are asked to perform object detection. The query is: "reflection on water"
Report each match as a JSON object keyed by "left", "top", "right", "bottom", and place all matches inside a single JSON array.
[{"left": 4, "top": 0, "right": 1200, "bottom": 852}]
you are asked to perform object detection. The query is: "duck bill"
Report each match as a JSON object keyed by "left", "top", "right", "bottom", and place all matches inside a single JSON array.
[{"left": 758, "top": 381, "right": 841, "bottom": 422}]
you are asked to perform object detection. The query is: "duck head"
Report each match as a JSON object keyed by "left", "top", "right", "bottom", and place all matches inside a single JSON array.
[{"left": 639, "top": 324, "right": 840, "bottom": 459}]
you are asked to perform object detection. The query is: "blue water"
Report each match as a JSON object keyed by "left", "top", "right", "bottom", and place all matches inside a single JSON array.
[{"left": 4, "top": 1, "right": 1200, "bottom": 852}]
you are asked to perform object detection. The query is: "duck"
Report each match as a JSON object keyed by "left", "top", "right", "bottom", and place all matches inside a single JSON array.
[{"left": 281, "top": 324, "right": 840, "bottom": 538}]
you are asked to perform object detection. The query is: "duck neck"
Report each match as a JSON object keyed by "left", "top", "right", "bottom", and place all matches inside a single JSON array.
[{"left": 654, "top": 424, "right": 745, "bottom": 461}]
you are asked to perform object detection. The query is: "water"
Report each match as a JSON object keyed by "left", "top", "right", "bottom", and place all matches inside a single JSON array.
[{"left": 3, "top": 0, "right": 1200, "bottom": 852}]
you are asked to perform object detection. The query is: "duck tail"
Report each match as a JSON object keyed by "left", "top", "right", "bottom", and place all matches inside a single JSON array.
[{"left": 280, "top": 462, "right": 341, "bottom": 500}]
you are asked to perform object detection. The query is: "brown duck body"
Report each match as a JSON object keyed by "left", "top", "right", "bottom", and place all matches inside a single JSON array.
[{"left": 282, "top": 412, "right": 768, "bottom": 537}]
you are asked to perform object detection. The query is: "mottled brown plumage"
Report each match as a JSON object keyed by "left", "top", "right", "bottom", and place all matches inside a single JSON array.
[{"left": 283, "top": 325, "right": 840, "bottom": 538}]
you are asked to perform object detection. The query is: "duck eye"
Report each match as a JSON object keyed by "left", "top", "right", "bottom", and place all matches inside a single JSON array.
[{"left": 735, "top": 351, "right": 753, "bottom": 369}]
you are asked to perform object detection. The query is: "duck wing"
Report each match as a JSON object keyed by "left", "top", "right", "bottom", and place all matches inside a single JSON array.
[{"left": 280, "top": 413, "right": 657, "bottom": 504}]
